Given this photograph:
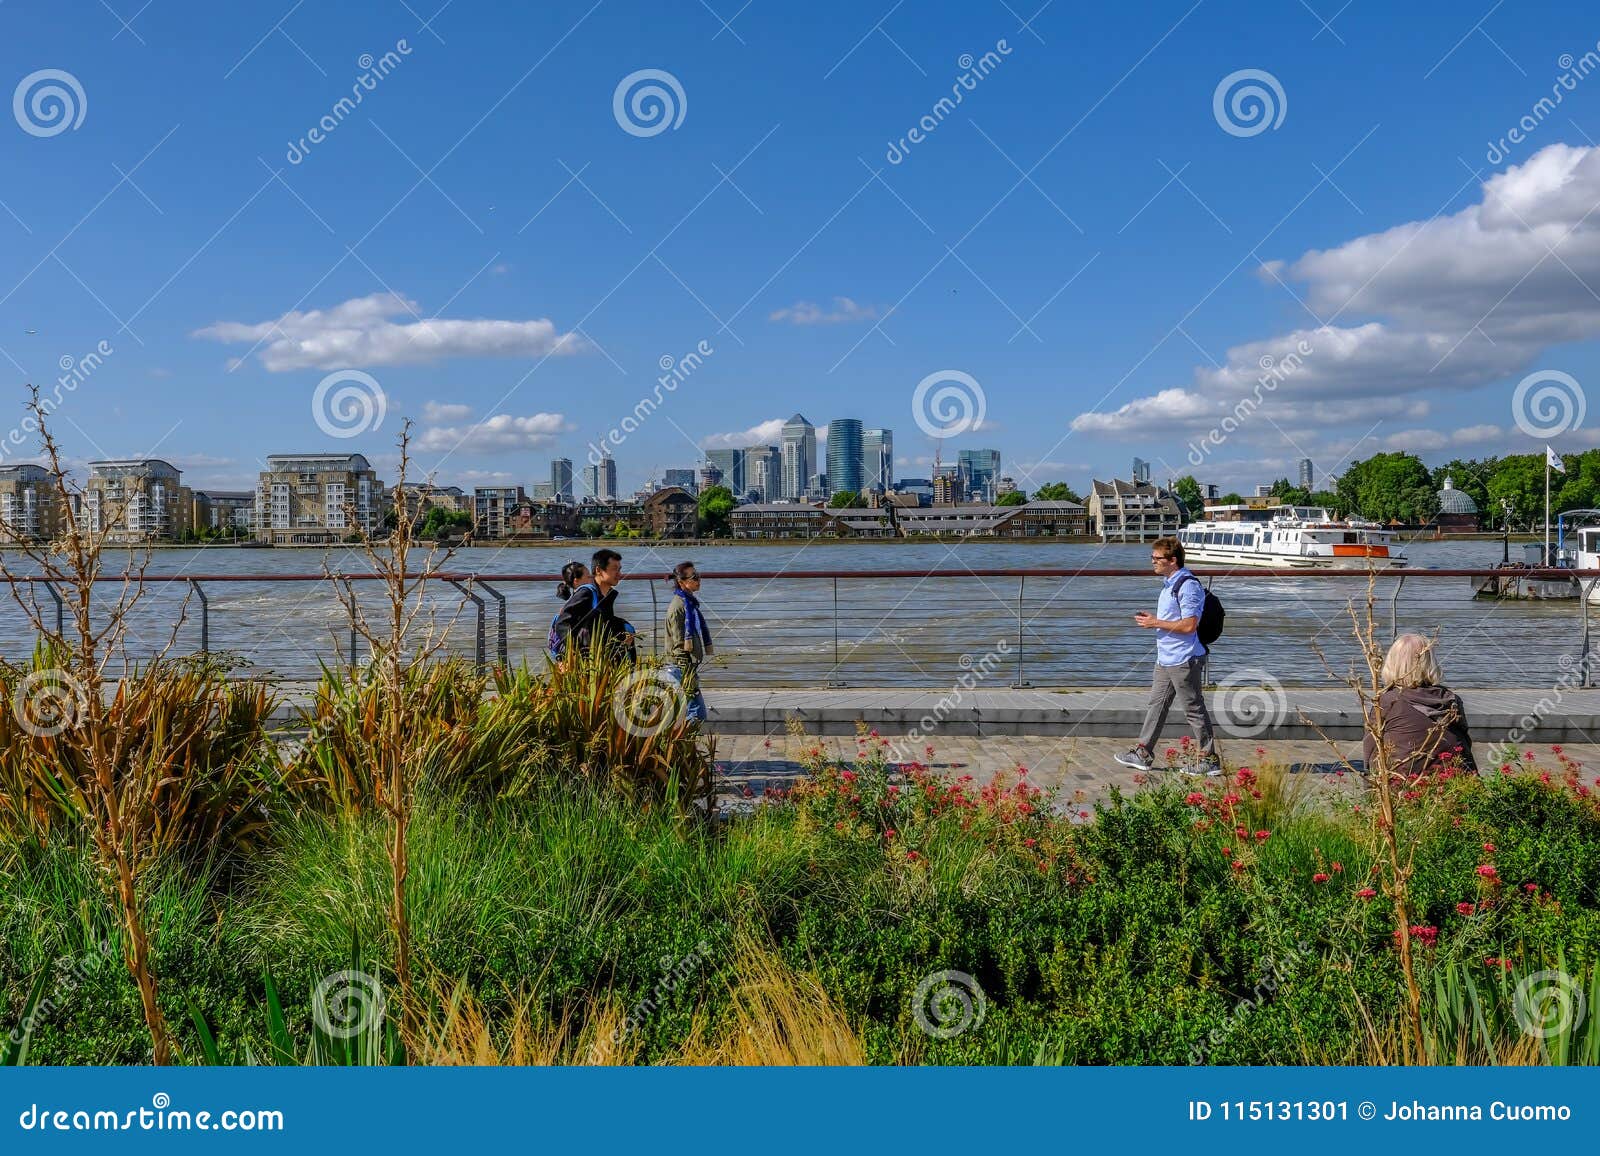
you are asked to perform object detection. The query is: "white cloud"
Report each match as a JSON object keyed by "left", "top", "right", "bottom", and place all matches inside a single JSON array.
[
  {"left": 414, "top": 412, "right": 574, "bottom": 453},
  {"left": 1074, "top": 143, "right": 1600, "bottom": 443},
  {"left": 194, "top": 292, "right": 586, "bottom": 371},
  {"left": 423, "top": 401, "right": 474, "bottom": 423},
  {"left": 769, "top": 296, "right": 879, "bottom": 324},
  {"left": 702, "top": 419, "right": 785, "bottom": 449}
]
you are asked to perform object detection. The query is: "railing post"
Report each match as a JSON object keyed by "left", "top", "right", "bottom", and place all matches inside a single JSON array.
[
  {"left": 1389, "top": 574, "right": 1406, "bottom": 643},
  {"left": 39, "top": 580, "right": 63, "bottom": 637},
  {"left": 476, "top": 579, "right": 508, "bottom": 667},
  {"left": 190, "top": 579, "right": 209, "bottom": 654},
  {"left": 449, "top": 578, "right": 486, "bottom": 670},
  {"left": 343, "top": 578, "right": 358, "bottom": 669},
  {"left": 650, "top": 579, "right": 660, "bottom": 660},
  {"left": 1582, "top": 577, "right": 1600, "bottom": 688},
  {"left": 1011, "top": 575, "right": 1029, "bottom": 687}
]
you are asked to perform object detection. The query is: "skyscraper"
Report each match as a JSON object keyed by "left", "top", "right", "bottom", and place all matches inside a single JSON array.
[
  {"left": 826, "top": 418, "right": 863, "bottom": 496},
  {"left": 1132, "top": 457, "right": 1151, "bottom": 485},
  {"left": 551, "top": 457, "right": 574, "bottom": 502},
  {"left": 781, "top": 414, "right": 816, "bottom": 500},
  {"left": 664, "top": 468, "right": 697, "bottom": 494},
  {"left": 862, "top": 428, "right": 893, "bottom": 494},
  {"left": 707, "top": 449, "right": 744, "bottom": 495},
  {"left": 744, "top": 446, "right": 781, "bottom": 502},
  {"left": 958, "top": 448, "right": 1001, "bottom": 504},
  {"left": 582, "top": 458, "right": 617, "bottom": 502},
  {"left": 1298, "top": 458, "right": 1314, "bottom": 489}
]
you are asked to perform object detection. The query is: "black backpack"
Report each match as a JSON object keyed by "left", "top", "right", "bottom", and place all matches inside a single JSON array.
[{"left": 1175, "top": 574, "right": 1225, "bottom": 649}]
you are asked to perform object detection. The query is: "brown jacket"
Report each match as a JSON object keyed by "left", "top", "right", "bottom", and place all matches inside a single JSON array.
[{"left": 1363, "top": 685, "right": 1476, "bottom": 776}]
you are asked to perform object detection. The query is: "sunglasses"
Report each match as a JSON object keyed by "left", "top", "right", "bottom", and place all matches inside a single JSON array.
[{"left": 1151, "top": 555, "right": 1172, "bottom": 561}]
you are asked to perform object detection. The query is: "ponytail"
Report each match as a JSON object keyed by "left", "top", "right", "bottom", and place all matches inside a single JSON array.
[{"left": 556, "top": 561, "right": 587, "bottom": 600}]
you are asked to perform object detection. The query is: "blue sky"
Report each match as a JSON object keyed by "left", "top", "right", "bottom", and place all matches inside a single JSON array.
[{"left": 5, "top": 0, "right": 1600, "bottom": 497}]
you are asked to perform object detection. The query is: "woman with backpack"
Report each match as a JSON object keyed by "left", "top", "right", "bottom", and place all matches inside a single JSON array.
[
  {"left": 548, "top": 550, "right": 636, "bottom": 661},
  {"left": 663, "top": 561, "right": 712, "bottom": 722}
]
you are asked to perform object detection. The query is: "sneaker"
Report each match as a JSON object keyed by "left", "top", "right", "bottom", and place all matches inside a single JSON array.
[
  {"left": 1181, "top": 757, "right": 1224, "bottom": 778},
  {"left": 1114, "top": 745, "right": 1154, "bottom": 771}
]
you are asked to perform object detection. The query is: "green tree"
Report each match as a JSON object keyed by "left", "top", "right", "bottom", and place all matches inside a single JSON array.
[
  {"left": 1218, "top": 492, "right": 1245, "bottom": 505},
  {"left": 579, "top": 517, "right": 604, "bottom": 538},
  {"left": 1170, "top": 476, "right": 1203, "bottom": 523},
  {"left": 1268, "top": 477, "right": 1312, "bottom": 505},
  {"left": 1335, "top": 452, "right": 1437, "bottom": 524},
  {"left": 827, "top": 490, "right": 865, "bottom": 508},
  {"left": 995, "top": 490, "right": 1026, "bottom": 506},
  {"left": 418, "top": 507, "right": 472, "bottom": 541},
  {"left": 1032, "top": 482, "right": 1081, "bottom": 503},
  {"left": 697, "top": 485, "right": 735, "bottom": 536}
]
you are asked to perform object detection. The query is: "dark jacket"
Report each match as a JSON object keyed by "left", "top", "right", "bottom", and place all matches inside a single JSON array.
[
  {"left": 1363, "top": 684, "right": 1476, "bottom": 776},
  {"left": 552, "top": 583, "right": 634, "bottom": 656}
]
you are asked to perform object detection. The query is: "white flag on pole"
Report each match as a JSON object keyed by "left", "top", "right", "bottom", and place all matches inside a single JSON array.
[{"left": 1548, "top": 445, "right": 1566, "bottom": 473}]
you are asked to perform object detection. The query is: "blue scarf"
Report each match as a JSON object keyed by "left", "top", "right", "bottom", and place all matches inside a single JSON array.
[{"left": 675, "top": 587, "right": 710, "bottom": 648}]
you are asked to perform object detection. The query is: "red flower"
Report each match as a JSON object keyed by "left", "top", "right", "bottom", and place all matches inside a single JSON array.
[
  {"left": 1524, "top": 882, "right": 1539, "bottom": 893},
  {"left": 1357, "top": 888, "right": 1377, "bottom": 899},
  {"left": 1165, "top": 748, "right": 1179, "bottom": 758},
  {"left": 1235, "top": 825, "right": 1248, "bottom": 839},
  {"left": 1331, "top": 862, "right": 1343, "bottom": 873},
  {"left": 1482, "top": 843, "right": 1496, "bottom": 853},
  {"left": 1455, "top": 902, "right": 1475, "bottom": 915},
  {"left": 1254, "top": 829, "right": 1270, "bottom": 841},
  {"left": 1231, "top": 860, "right": 1245, "bottom": 872},
  {"left": 1078, "top": 810, "right": 1089, "bottom": 819},
  {"left": 1313, "top": 873, "right": 1330, "bottom": 883},
  {"left": 840, "top": 770, "right": 856, "bottom": 782},
  {"left": 884, "top": 828, "right": 896, "bottom": 840},
  {"left": 1023, "top": 837, "right": 1037, "bottom": 848},
  {"left": 1222, "top": 846, "right": 1233, "bottom": 857},
  {"left": 1184, "top": 792, "right": 1206, "bottom": 806},
  {"left": 1476, "top": 864, "right": 1498, "bottom": 879},
  {"left": 1485, "top": 957, "right": 1513, "bottom": 970},
  {"left": 906, "top": 850, "right": 920, "bottom": 862}
]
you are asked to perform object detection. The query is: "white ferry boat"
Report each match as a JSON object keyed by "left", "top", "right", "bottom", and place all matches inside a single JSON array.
[{"left": 1177, "top": 504, "right": 1408, "bottom": 570}]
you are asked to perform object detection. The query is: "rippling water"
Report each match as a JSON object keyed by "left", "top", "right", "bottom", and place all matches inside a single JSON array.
[{"left": 0, "top": 538, "right": 1584, "bottom": 687}]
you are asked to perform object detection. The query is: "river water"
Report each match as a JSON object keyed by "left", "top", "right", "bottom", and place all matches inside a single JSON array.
[{"left": 0, "top": 538, "right": 1585, "bottom": 688}]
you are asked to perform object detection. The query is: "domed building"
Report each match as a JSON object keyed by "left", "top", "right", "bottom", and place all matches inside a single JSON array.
[{"left": 1437, "top": 475, "right": 1480, "bottom": 532}]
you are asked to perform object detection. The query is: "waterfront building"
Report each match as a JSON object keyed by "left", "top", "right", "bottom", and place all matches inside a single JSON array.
[
  {"left": 192, "top": 491, "right": 254, "bottom": 536},
  {"left": 958, "top": 448, "right": 1001, "bottom": 504},
  {"left": 664, "top": 468, "right": 697, "bottom": 495},
  {"left": 473, "top": 485, "right": 526, "bottom": 540},
  {"left": 731, "top": 502, "right": 839, "bottom": 540},
  {"left": 255, "top": 453, "right": 382, "bottom": 545},
  {"left": 826, "top": 418, "right": 864, "bottom": 496},
  {"left": 781, "top": 414, "right": 816, "bottom": 499},
  {"left": 583, "top": 457, "right": 618, "bottom": 502},
  {"left": 551, "top": 457, "right": 574, "bottom": 502},
  {"left": 394, "top": 483, "right": 467, "bottom": 520},
  {"left": 1088, "top": 478, "right": 1182, "bottom": 541},
  {"left": 509, "top": 499, "right": 578, "bottom": 539},
  {"left": 862, "top": 428, "right": 894, "bottom": 494},
  {"left": 1437, "top": 476, "right": 1481, "bottom": 533},
  {"left": 81, "top": 459, "right": 192, "bottom": 544},
  {"left": 0, "top": 464, "right": 65, "bottom": 543},
  {"left": 1298, "top": 458, "right": 1314, "bottom": 489},
  {"left": 731, "top": 499, "right": 1089, "bottom": 540},
  {"left": 644, "top": 486, "right": 699, "bottom": 538}
]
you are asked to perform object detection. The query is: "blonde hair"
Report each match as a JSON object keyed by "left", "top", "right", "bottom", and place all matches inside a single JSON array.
[{"left": 1381, "top": 633, "right": 1442, "bottom": 689}]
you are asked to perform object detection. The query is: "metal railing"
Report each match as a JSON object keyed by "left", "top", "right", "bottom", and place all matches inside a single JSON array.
[{"left": 4, "top": 567, "right": 1599, "bottom": 688}]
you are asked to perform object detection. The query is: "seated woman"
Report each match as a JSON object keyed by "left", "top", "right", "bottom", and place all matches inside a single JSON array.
[{"left": 1362, "top": 633, "right": 1476, "bottom": 776}]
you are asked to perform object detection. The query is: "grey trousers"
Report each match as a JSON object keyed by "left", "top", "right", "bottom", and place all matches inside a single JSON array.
[{"left": 1136, "top": 657, "right": 1217, "bottom": 756}]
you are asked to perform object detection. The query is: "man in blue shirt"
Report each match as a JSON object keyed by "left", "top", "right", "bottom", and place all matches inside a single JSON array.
[{"left": 1115, "top": 536, "right": 1220, "bottom": 775}]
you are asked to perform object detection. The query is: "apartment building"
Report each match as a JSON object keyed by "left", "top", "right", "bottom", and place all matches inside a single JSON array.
[
  {"left": 0, "top": 464, "right": 64, "bottom": 543},
  {"left": 192, "top": 491, "right": 254, "bottom": 536},
  {"left": 79, "top": 459, "right": 191, "bottom": 543},
  {"left": 1088, "top": 478, "right": 1183, "bottom": 542},
  {"left": 256, "top": 453, "right": 383, "bottom": 544},
  {"left": 473, "top": 485, "right": 526, "bottom": 540}
]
